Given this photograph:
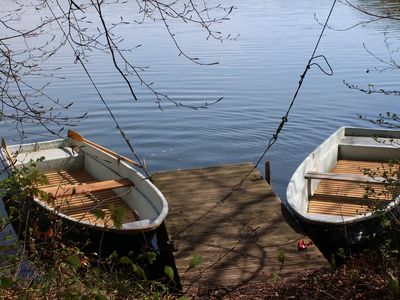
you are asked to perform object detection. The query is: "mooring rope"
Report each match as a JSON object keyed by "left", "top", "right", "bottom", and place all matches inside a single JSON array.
[
  {"left": 181, "top": 2, "right": 339, "bottom": 289},
  {"left": 172, "top": 0, "right": 339, "bottom": 246},
  {"left": 232, "top": 0, "right": 338, "bottom": 191}
]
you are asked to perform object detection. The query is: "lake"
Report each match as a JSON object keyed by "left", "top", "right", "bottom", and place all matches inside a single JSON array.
[{"left": 1, "top": 0, "right": 399, "bottom": 200}]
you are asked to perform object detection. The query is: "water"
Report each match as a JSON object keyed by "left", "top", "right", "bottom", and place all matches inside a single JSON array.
[{"left": 1, "top": 0, "right": 399, "bottom": 200}]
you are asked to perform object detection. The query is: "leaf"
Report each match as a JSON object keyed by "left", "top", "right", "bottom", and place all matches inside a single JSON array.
[
  {"left": 152, "top": 292, "right": 161, "bottom": 300},
  {"left": 178, "top": 296, "right": 191, "bottom": 300},
  {"left": 0, "top": 277, "right": 14, "bottom": 288},
  {"left": 164, "top": 266, "right": 174, "bottom": 281},
  {"left": 108, "top": 251, "right": 118, "bottom": 260},
  {"left": 189, "top": 254, "right": 201, "bottom": 269},
  {"left": 271, "top": 273, "right": 281, "bottom": 282},
  {"left": 108, "top": 204, "right": 124, "bottom": 229},
  {"left": 277, "top": 250, "right": 285, "bottom": 263},
  {"left": 119, "top": 256, "right": 132, "bottom": 265},
  {"left": 65, "top": 255, "right": 81, "bottom": 269},
  {"left": 95, "top": 294, "right": 108, "bottom": 300},
  {"left": 145, "top": 251, "right": 157, "bottom": 265},
  {"left": 137, "top": 266, "right": 147, "bottom": 280},
  {"left": 131, "top": 263, "right": 138, "bottom": 273},
  {"left": 92, "top": 209, "right": 106, "bottom": 220}
]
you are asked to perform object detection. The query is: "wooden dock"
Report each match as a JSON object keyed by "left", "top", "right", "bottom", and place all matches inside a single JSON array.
[{"left": 152, "top": 162, "right": 329, "bottom": 290}]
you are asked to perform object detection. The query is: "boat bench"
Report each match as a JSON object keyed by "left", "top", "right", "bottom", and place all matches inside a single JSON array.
[
  {"left": 305, "top": 171, "right": 386, "bottom": 200},
  {"left": 41, "top": 178, "right": 134, "bottom": 198}
]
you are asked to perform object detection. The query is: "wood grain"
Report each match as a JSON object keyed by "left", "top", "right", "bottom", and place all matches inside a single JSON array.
[
  {"left": 308, "top": 160, "right": 399, "bottom": 216},
  {"left": 41, "top": 178, "right": 132, "bottom": 197},
  {"left": 152, "top": 163, "right": 329, "bottom": 290},
  {"left": 40, "top": 169, "right": 137, "bottom": 227}
]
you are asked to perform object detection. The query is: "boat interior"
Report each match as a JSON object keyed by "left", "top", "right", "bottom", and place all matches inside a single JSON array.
[
  {"left": 307, "top": 160, "right": 398, "bottom": 217},
  {"left": 6, "top": 140, "right": 158, "bottom": 229},
  {"left": 305, "top": 132, "right": 400, "bottom": 218},
  {"left": 39, "top": 169, "right": 138, "bottom": 227}
]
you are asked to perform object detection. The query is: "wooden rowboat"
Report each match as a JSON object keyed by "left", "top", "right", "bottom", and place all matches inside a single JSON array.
[
  {"left": 286, "top": 127, "right": 400, "bottom": 232},
  {"left": 0, "top": 131, "right": 169, "bottom": 254}
]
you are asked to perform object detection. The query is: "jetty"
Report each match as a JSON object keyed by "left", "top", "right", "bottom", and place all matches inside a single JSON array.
[{"left": 152, "top": 162, "right": 329, "bottom": 291}]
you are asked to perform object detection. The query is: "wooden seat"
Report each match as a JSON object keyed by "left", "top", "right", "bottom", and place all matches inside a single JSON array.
[
  {"left": 41, "top": 178, "right": 133, "bottom": 198},
  {"left": 39, "top": 169, "right": 138, "bottom": 226},
  {"left": 305, "top": 171, "right": 385, "bottom": 200},
  {"left": 305, "top": 171, "right": 385, "bottom": 184},
  {"left": 307, "top": 160, "right": 399, "bottom": 217}
]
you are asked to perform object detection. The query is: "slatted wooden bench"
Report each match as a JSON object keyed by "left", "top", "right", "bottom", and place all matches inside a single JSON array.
[
  {"left": 41, "top": 178, "right": 133, "bottom": 198},
  {"left": 305, "top": 159, "right": 400, "bottom": 216},
  {"left": 305, "top": 171, "right": 386, "bottom": 200},
  {"left": 39, "top": 170, "right": 137, "bottom": 226}
]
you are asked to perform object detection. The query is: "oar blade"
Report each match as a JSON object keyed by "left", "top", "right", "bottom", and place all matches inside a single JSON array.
[{"left": 68, "top": 130, "right": 84, "bottom": 142}]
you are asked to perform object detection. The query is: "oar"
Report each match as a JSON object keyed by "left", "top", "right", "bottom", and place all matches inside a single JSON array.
[
  {"left": 67, "top": 130, "right": 142, "bottom": 168},
  {"left": 1, "top": 138, "right": 15, "bottom": 168}
]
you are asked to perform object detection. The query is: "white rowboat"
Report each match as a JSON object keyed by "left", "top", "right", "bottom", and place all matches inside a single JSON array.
[
  {"left": 0, "top": 131, "right": 168, "bottom": 236},
  {"left": 287, "top": 127, "right": 400, "bottom": 227}
]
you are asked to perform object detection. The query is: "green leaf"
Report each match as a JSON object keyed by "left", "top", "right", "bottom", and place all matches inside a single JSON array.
[
  {"left": 65, "top": 255, "right": 81, "bottom": 269},
  {"left": 277, "top": 250, "right": 285, "bottom": 264},
  {"left": 145, "top": 251, "right": 157, "bottom": 265},
  {"left": 152, "top": 292, "right": 161, "bottom": 300},
  {"left": 108, "top": 250, "right": 118, "bottom": 260},
  {"left": 178, "top": 296, "right": 190, "bottom": 300},
  {"left": 189, "top": 254, "right": 201, "bottom": 269},
  {"left": 271, "top": 273, "right": 281, "bottom": 282},
  {"left": 119, "top": 256, "right": 132, "bottom": 265},
  {"left": 92, "top": 209, "right": 106, "bottom": 220},
  {"left": 164, "top": 266, "right": 174, "bottom": 281},
  {"left": 137, "top": 266, "right": 147, "bottom": 280},
  {"left": 95, "top": 294, "right": 108, "bottom": 300},
  {"left": 108, "top": 204, "right": 124, "bottom": 229},
  {"left": 131, "top": 263, "right": 138, "bottom": 273},
  {"left": 0, "top": 277, "right": 14, "bottom": 288}
]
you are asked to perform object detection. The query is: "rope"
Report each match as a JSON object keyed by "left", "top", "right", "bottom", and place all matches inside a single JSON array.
[
  {"left": 233, "top": 0, "right": 337, "bottom": 191},
  {"left": 171, "top": 0, "right": 339, "bottom": 242}
]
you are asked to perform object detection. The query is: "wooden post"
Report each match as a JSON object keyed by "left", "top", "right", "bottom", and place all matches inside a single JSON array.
[{"left": 265, "top": 160, "right": 271, "bottom": 185}]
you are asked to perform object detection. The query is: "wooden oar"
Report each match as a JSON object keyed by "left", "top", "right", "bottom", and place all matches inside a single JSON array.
[
  {"left": 67, "top": 130, "right": 142, "bottom": 168},
  {"left": 1, "top": 138, "right": 16, "bottom": 168}
]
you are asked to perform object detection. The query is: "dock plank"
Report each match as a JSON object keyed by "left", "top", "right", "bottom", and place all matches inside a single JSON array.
[{"left": 152, "top": 162, "right": 329, "bottom": 290}]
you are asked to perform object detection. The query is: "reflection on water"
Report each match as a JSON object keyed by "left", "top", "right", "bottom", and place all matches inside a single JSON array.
[{"left": 1, "top": 0, "right": 399, "bottom": 199}]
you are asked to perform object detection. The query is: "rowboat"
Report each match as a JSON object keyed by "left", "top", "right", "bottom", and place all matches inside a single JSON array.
[
  {"left": 287, "top": 127, "right": 400, "bottom": 233},
  {"left": 0, "top": 131, "right": 169, "bottom": 254}
]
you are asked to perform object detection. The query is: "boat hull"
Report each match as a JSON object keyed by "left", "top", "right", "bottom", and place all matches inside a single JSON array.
[
  {"left": 1, "top": 137, "right": 169, "bottom": 254},
  {"left": 286, "top": 127, "right": 400, "bottom": 243},
  {"left": 4, "top": 186, "right": 160, "bottom": 257}
]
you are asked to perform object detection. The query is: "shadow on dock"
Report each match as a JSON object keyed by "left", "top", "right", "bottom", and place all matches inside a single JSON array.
[{"left": 152, "top": 162, "right": 329, "bottom": 292}]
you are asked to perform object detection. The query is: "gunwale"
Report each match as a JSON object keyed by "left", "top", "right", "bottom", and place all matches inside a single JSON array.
[
  {"left": 286, "top": 127, "right": 400, "bottom": 225},
  {"left": 0, "top": 137, "right": 169, "bottom": 233}
]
